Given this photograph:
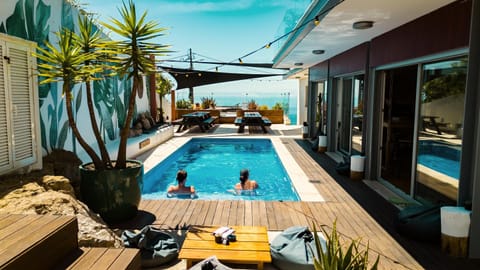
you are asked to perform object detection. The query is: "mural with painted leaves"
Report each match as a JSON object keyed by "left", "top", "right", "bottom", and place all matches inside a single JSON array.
[{"left": 0, "top": 0, "right": 142, "bottom": 156}]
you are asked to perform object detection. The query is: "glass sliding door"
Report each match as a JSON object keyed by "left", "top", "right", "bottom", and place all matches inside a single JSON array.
[
  {"left": 415, "top": 57, "right": 467, "bottom": 203},
  {"left": 352, "top": 75, "right": 364, "bottom": 154},
  {"left": 339, "top": 78, "right": 352, "bottom": 154},
  {"left": 335, "top": 75, "right": 364, "bottom": 155}
]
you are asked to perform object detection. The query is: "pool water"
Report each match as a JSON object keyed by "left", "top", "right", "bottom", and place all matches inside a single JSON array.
[
  {"left": 417, "top": 140, "right": 461, "bottom": 179},
  {"left": 143, "top": 138, "right": 300, "bottom": 201}
]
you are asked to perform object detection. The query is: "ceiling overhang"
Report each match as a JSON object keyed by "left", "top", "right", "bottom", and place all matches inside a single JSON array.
[{"left": 273, "top": 0, "right": 457, "bottom": 74}]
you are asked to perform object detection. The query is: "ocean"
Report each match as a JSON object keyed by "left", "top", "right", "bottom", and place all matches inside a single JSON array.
[{"left": 194, "top": 95, "right": 298, "bottom": 125}]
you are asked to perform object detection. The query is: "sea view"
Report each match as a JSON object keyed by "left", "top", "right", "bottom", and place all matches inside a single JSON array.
[{"left": 206, "top": 95, "right": 298, "bottom": 125}]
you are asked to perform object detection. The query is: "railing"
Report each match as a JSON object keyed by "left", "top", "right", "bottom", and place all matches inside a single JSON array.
[{"left": 174, "top": 109, "right": 284, "bottom": 124}]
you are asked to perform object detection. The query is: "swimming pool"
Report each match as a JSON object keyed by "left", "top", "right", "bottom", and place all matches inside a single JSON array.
[
  {"left": 417, "top": 140, "right": 461, "bottom": 179},
  {"left": 142, "top": 138, "right": 300, "bottom": 201}
]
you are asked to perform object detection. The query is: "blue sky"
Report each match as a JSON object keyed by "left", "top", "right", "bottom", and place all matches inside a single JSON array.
[{"left": 83, "top": 0, "right": 306, "bottom": 101}]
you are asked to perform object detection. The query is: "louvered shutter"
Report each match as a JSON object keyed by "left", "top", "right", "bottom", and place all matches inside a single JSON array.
[
  {"left": 0, "top": 42, "right": 13, "bottom": 171},
  {"left": 7, "top": 43, "right": 36, "bottom": 167}
]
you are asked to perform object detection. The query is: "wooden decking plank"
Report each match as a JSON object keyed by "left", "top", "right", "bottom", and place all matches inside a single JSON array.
[
  {"left": 203, "top": 200, "right": 218, "bottom": 225},
  {"left": 179, "top": 199, "right": 197, "bottom": 226},
  {"left": 0, "top": 215, "right": 57, "bottom": 255},
  {"left": 265, "top": 202, "right": 278, "bottom": 230},
  {"left": 211, "top": 201, "right": 225, "bottom": 226},
  {"left": 236, "top": 200, "right": 245, "bottom": 227},
  {"left": 107, "top": 248, "right": 141, "bottom": 270},
  {"left": 89, "top": 248, "right": 123, "bottom": 269},
  {"left": 244, "top": 200, "right": 253, "bottom": 226},
  {"left": 257, "top": 200, "right": 268, "bottom": 226},
  {"left": 151, "top": 199, "right": 175, "bottom": 226},
  {"left": 227, "top": 200, "right": 238, "bottom": 225},
  {"left": 0, "top": 215, "right": 41, "bottom": 241},
  {"left": 273, "top": 201, "right": 293, "bottom": 229},
  {"left": 190, "top": 200, "right": 207, "bottom": 225},
  {"left": 67, "top": 247, "right": 107, "bottom": 269},
  {"left": 0, "top": 214, "right": 25, "bottom": 232},
  {"left": 220, "top": 200, "right": 232, "bottom": 225}
]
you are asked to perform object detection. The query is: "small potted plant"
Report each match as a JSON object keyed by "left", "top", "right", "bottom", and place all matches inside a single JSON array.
[{"left": 36, "top": 0, "right": 170, "bottom": 222}]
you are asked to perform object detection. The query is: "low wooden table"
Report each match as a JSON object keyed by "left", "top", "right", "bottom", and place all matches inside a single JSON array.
[{"left": 179, "top": 225, "right": 271, "bottom": 270}]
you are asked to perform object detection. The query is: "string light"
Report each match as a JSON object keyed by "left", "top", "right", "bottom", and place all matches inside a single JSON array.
[
  {"left": 314, "top": 16, "right": 320, "bottom": 26},
  {"left": 238, "top": 58, "right": 243, "bottom": 64},
  {"left": 265, "top": 42, "right": 271, "bottom": 49}
]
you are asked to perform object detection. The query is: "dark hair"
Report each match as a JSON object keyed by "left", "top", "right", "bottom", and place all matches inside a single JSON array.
[
  {"left": 176, "top": 170, "right": 187, "bottom": 182},
  {"left": 239, "top": 169, "right": 249, "bottom": 184}
]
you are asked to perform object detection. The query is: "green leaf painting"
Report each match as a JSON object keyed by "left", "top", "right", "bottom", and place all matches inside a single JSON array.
[
  {"left": 48, "top": 104, "right": 58, "bottom": 150},
  {"left": 62, "top": 0, "right": 75, "bottom": 31},
  {"left": 94, "top": 78, "right": 117, "bottom": 140},
  {"left": 1, "top": 0, "right": 51, "bottom": 44},
  {"left": 57, "top": 120, "right": 69, "bottom": 149}
]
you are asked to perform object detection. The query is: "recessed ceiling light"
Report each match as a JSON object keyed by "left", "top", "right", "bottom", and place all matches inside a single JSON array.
[
  {"left": 353, "top": 21, "right": 374, "bottom": 30},
  {"left": 294, "top": 62, "right": 303, "bottom": 66},
  {"left": 312, "top": 49, "right": 325, "bottom": 55}
]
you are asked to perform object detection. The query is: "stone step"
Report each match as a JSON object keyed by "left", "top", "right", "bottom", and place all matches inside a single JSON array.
[{"left": 0, "top": 214, "right": 78, "bottom": 270}]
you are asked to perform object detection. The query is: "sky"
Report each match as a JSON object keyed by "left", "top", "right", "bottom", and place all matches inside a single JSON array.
[{"left": 82, "top": 0, "right": 307, "bottom": 103}]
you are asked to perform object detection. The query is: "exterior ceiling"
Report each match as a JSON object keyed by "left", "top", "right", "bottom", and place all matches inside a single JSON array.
[{"left": 274, "top": 0, "right": 457, "bottom": 77}]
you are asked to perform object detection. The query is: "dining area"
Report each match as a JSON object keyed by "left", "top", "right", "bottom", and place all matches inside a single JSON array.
[
  {"left": 173, "top": 111, "right": 218, "bottom": 132},
  {"left": 234, "top": 111, "right": 272, "bottom": 133}
]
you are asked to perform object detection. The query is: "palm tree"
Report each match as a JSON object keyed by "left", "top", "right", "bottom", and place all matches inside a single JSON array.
[
  {"left": 102, "top": 0, "right": 170, "bottom": 169},
  {"left": 75, "top": 15, "right": 112, "bottom": 169},
  {"left": 155, "top": 72, "right": 172, "bottom": 123},
  {"left": 36, "top": 29, "right": 105, "bottom": 168}
]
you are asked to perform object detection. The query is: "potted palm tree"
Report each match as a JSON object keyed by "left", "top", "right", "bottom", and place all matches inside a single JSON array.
[{"left": 36, "top": 0, "right": 169, "bottom": 223}]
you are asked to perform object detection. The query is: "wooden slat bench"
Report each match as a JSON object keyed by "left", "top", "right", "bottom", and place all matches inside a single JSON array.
[{"left": 0, "top": 214, "right": 141, "bottom": 270}]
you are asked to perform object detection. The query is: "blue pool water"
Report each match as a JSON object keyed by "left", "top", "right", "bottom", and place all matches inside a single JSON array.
[
  {"left": 143, "top": 138, "right": 300, "bottom": 201},
  {"left": 417, "top": 140, "right": 461, "bottom": 179}
]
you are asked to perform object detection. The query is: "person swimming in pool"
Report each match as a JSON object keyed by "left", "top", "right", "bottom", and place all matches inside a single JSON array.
[
  {"left": 167, "top": 170, "right": 196, "bottom": 196},
  {"left": 235, "top": 169, "right": 258, "bottom": 191}
]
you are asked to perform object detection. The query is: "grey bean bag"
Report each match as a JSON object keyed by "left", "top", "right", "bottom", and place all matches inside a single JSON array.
[
  {"left": 189, "top": 256, "right": 235, "bottom": 270},
  {"left": 122, "top": 225, "right": 179, "bottom": 268},
  {"left": 270, "top": 226, "right": 319, "bottom": 270}
]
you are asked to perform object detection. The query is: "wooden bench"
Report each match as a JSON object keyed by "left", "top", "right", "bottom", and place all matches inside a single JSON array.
[
  {"left": 171, "top": 118, "right": 184, "bottom": 125},
  {"left": 0, "top": 214, "right": 141, "bottom": 270}
]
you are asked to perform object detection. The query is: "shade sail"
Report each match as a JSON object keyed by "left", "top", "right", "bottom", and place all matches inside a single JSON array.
[{"left": 158, "top": 66, "right": 283, "bottom": 90}]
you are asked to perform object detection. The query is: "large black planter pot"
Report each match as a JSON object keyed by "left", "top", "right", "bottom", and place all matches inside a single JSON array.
[{"left": 80, "top": 160, "right": 143, "bottom": 223}]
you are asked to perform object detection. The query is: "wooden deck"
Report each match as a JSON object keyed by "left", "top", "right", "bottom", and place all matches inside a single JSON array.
[{"left": 118, "top": 137, "right": 423, "bottom": 269}]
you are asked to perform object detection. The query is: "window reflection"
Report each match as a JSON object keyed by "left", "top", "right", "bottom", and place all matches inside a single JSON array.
[{"left": 415, "top": 57, "right": 467, "bottom": 203}]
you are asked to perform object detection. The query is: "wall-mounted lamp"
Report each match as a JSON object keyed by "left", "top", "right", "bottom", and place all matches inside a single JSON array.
[
  {"left": 312, "top": 49, "right": 325, "bottom": 55},
  {"left": 353, "top": 21, "right": 374, "bottom": 30},
  {"left": 294, "top": 62, "right": 303, "bottom": 66}
]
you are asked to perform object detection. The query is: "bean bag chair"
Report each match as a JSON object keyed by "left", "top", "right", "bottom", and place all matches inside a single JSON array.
[
  {"left": 122, "top": 225, "right": 179, "bottom": 268},
  {"left": 394, "top": 205, "right": 441, "bottom": 242},
  {"left": 270, "top": 226, "right": 321, "bottom": 270},
  {"left": 189, "top": 256, "right": 235, "bottom": 270}
]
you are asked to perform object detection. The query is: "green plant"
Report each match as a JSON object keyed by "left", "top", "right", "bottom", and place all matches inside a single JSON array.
[
  {"left": 155, "top": 73, "right": 172, "bottom": 123},
  {"left": 36, "top": 0, "right": 170, "bottom": 170},
  {"left": 272, "top": 102, "right": 283, "bottom": 110},
  {"left": 102, "top": 0, "right": 170, "bottom": 168},
  {"left": 310, "top": 221, "right": 379, "bottom": 270},
  {"left": 247, "top": 99, "right": 258, "bottom": 110},
  {"left": 176, "top": 99, "right": 192, "bottom": 109},
  {"left": 200, "top": 96, "right": 216, "bottom": 109}
]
